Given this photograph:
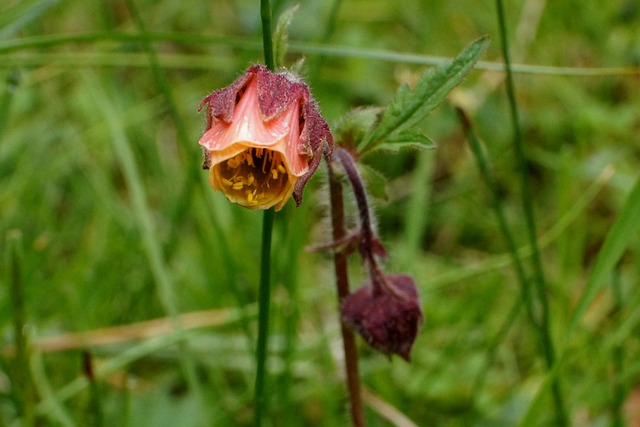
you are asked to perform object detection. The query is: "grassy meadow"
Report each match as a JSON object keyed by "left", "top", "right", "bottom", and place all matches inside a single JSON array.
[{"left": 1, "top": 0, "right": 640, "bottom": 425}]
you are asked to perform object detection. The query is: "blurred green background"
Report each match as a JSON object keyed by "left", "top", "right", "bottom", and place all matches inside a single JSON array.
[{"left": 1, "top": 0, "right": 639, "bottom": 425}]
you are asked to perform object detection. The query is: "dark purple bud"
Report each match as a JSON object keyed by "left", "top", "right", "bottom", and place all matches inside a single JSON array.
[{"left": 341, "top": 274, "right": 423, "bottom": 361}]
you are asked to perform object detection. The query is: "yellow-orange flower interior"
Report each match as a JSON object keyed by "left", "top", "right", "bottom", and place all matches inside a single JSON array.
[
  {"left": 201, "top": 76, "right": 305, "bottom": 211},
  {"left": 210, "top": 147, "right": 293, "bottom": 210}
]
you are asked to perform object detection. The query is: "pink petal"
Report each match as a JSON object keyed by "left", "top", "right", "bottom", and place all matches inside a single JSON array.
[{"left": 199, "top": 77, "right": 309, "bottom": 177}]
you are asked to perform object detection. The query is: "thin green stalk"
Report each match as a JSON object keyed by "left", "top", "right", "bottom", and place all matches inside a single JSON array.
[
  {"left": 519, "top": 174, "right": 640, "bottom": 427},
  {"left": 30, "top": 349, "right": 74, "bottom": 427},
  {"left": 261, "top": 0, "right": 275, "bottom": 71},
  {"left": 0, "top": 70, "right": 20, "bottom": 146},
  {"left": 255, "top": 2, "right": 276, "bottom": 426},
  {"left": 457, "top": 108, "right": 538, "bottom": 330},
  {"left": 610, "top": 268, "right": 625, "bottom": 427},
  {"left": 471, "top": 297, "right": 523, "bottom": 395},
  {"left": 310, "top": 0, "right": 342, "bottom": 80},
  {"left": 4, "top": 33, "right": 639, "bottom": 76},
  {"left": 254, "top": 209, "right": 275, "bottom": 427},
  {"left": 6, "top": 230, "right": 35, "bottom": 426},
  {"left": 428, "top": 165, "right": 611, "bottom": 289},
  {"left": 123, "top": 0, "right": 202, "bottom": 262},
  {"left": 278, "top": 207, "right": 304, "bottom": 424},
  {"left": 399, "top": 151, "right": 434, "bottom": 269},
  {"left": 82, "top": 352, "right": 104, "bottom": 427},
  {"left": 84, "top": 73, "right": 203, "bottom": 418},
  {"left": 457, "top": 108, "right": 552, "bottom": 411},
  {"left": 494, "top": 1, "right": 566, "bottom": 424}
]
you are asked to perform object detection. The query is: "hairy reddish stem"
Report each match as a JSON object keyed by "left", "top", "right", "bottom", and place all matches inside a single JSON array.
[
  {"left": 333, "top": 147, "right": 396, "bottom": 297},
  {"left": 328, "top": 159, "right": 366, "bottom": 427}
]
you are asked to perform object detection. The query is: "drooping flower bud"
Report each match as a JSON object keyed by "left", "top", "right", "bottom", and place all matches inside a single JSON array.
[
  {"left": 198, "top": 65, "right": 333, "bottom": 211},
  {"left": 341, "top": 274, "right": 423, "bottom": 361}
]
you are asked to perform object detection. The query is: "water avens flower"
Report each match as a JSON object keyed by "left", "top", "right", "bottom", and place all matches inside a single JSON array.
[
  {"left": 199, "top": 65, "right": 333, "bottom": 211},
  {"left": 341, "top": 274, "right": 423, "bottom": 361}
]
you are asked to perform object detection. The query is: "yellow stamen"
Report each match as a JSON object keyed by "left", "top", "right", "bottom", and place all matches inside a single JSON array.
[
  {"left": 211, "top": 148, "right": 295, "bottom": 210},
  {"left": 245, "top": 151, "right": 255, "bottom": 167}
]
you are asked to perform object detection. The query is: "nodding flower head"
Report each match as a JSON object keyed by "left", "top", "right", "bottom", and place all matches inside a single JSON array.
[
  {"left": 341, "top": 274, "right": 423, "bottom": 361},
  {"left": 198, "top": 65, "right": 333, "bottom": 211}
]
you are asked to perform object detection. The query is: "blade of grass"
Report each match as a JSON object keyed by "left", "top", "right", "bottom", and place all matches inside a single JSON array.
[
  {"left": 35, "top": 331, "right": 200, "bottom": 412},
  {"left": 0, "top": 0, "right": 58, "bottom": 39},
  {"left": 565, "top": 174, "right": 640, "bottom": 340},
  {"left": 82, "top": 352, "right": 104, "bottom": 427},
  {"left": 610, "top": 269, "right": 626, "bottom": 427},
  {"left": 30, "top": 307, "right": 252, "bottom": 414},
  {"left": 81, "top": 72, "right": 204, "bottom": 416},
  {"left": 29, "top": 348, "right": 75, "bottom": 427},
  {"left": 5, "top": 230, "right": 35, "bottom": 426},
  {"left": 518, "top": 174, "right": 640, "bottom": 426},
  {"left": 1, "top": 33, "right": 638, "bottom": 77},
  {"left": 457, "top": 108, "right": 539, "bottom": 325},
  {"left": 0, "top": 307, "right": 254, "bottom": 355},
  {"left": 193, "top": 197, "right": 257, "bottom": 349},
  {"left": 309, "top": 0, "right": 343, "bottom": 81},
  {"left": 494, "top": 1, "right": 566, "bottom": 423},
  {"left": 0, "top": 70, "right": 20, "bottom": 146},
  {"left": 398, "top": 150, "right": 434, "bottom": 270},
  {"left": 427, "top": 165, "right": 613, "bottom": 289},
  {"left": 123, "top": 0, "right": 204, "bottom": 266},
  {"left": 276, "top": 205, "right": 305, "bottom": 424},
  {"left": 571, "top": 280, "right": 640, "bottom": 420},
  {"left": 457, "top": 108, "right": 548, "bottom": 403}
]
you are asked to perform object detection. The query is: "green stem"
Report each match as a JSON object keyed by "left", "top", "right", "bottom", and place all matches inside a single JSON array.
[
  {"left": 254, "top": 3, "right": 276, "bottom": 426},
  {"left": 254, "top": 208, "right": 275, "bottom": 427},
  {"left": 494, "top": 1, "right": 566, "bottom": 425},
  {"left": 261, "top": 0, "right": 275, "bottom": 70}
]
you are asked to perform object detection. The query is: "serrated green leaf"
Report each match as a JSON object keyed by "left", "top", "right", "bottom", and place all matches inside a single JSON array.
[
  {"left": 384, "top": 129, "right": 436, "bottom": 148},
  {"left": 372, "top": 141, "right": 436, "bottom": 153},
  {"left": 273, "top": 5, "right": 299, "bottom": 67},
  {"left": 358, "top": 35, "right": 489, "bottom": 152}
]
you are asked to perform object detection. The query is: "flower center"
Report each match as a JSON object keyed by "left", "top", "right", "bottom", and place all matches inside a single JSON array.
[{"left": 212, "top": 147, "right": 292, "bottom": 208}]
